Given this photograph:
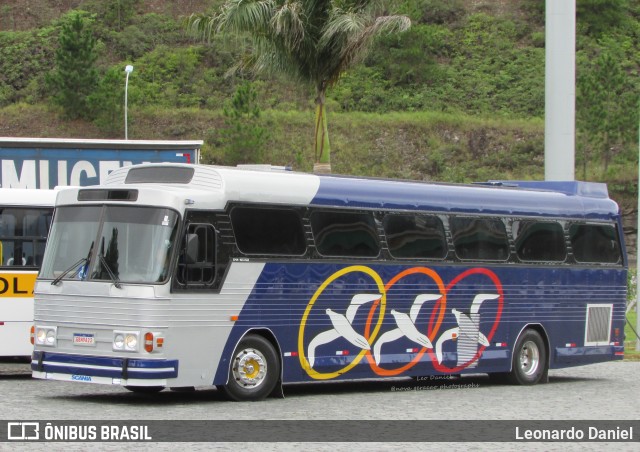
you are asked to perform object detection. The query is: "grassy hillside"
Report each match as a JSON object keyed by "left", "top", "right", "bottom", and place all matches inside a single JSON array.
[
  {"left": 0, "top": 103, "right": 544, "bottom": 181},
  {"left": 0, "top": 0, "right": 637, "bottom": 185}
]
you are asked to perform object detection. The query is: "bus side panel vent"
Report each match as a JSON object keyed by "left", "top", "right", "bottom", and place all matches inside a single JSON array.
[{"left": 584, "top": 304, "right": 612, "bottom": 346}]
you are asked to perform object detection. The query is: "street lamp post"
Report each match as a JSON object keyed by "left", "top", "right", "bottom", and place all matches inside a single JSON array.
[{"left": 124, "top": 65, "right": 133, "bottom": 140}]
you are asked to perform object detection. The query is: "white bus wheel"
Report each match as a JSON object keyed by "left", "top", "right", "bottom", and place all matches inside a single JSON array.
[{"left": 222, "top": 334, "right": 280, "bottom": 401}]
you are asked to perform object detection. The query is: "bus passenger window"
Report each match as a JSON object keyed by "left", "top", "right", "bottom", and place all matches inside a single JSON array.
[
  {"left": 570, "top": 224, "right": 621, "bottom": 264},
  {"left": 311, "top": 210, "right": 379, "bottom": 258},
  {"left": 451, "top": 217, "right": 509, "bottom": 261},
  {"left": 0, "top": 212, "right": 16, "bottom": 267},
  {"left": 383, "top": 214, "right": 446, "bottom": 259},
  {"left": 514, "top": 221, "right": 566, "bottom": 262},
  {"left": 0, "top": 208, "right": 51, "bottom": 268},
  {"left": 231, "top": 207, "right": 305, "bottom": 256}
]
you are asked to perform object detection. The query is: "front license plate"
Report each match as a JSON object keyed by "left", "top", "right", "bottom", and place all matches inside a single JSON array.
[{"left": 73, "top": 333, "right": 96, "bottom": 347}]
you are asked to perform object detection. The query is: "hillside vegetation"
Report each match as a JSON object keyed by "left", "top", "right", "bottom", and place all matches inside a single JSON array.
[{"left": 0, "top": 0, "right": 638, "bottom": 186}]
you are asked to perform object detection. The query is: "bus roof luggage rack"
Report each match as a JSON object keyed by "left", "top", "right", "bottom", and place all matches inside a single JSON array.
[
  {"left": 476, "top": 180, "right": 609, "bottom": 199},
  {"left": 236, "top": 164, "right": 292, "bottom": 172}
]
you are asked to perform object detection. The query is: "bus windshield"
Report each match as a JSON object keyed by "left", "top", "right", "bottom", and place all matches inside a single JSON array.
[{"left": 41, "top": 205, "right": 180, "bottom": 284}]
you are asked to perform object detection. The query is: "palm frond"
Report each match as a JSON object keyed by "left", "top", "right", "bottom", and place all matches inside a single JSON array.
[
  {"left": 271, "top": 1, "right": 307, "bottom": 50},
  {"left": 343, "top": 14, "right": 411, "bottom": 62},
  {"left": 318, "top": 9, "right": 363, "bottom": 50},
  {"left": 216, "top": 0, "right": 276, "bottom": 34},
  {"left": 324, "top": 13, "right": 410, "bottom": 87},
  {"left": 188, "top": 0, "right": 409, "bottom": 94},
  {"left": 185, "top": 13, "right": 217, "bottom": 42}
]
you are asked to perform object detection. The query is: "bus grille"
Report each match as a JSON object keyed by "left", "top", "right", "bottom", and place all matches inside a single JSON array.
[{"left": 585, "top": 304, "right": 612, "bottom": 346}]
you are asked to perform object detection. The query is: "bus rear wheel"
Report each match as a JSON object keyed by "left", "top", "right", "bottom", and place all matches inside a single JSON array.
[
  {"left": 221, "top": 334, "right": 280, "bottom": 401},
  {"left": 508, "top": 329, "right": 547, "bottom": 385}
]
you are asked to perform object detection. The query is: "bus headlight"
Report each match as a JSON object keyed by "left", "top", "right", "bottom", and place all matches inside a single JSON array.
[
  {"left": 113, "top": 331, "right": 139, "bottom": 352},
  {"left": 35, "top": 326, "right": 57, "bottom": 347}
]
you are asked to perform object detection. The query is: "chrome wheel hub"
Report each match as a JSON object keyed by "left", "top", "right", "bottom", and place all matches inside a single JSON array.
[
  {"left": 232, "top": 348, "right": 267, "bottom": 388},
  {"left": 519, "top": 340, "right": 540, "bottom": 376}
]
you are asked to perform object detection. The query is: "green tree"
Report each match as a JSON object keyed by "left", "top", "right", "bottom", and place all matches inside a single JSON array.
[
  {"left": 187, "top": 0, "right": 410, "bottom": 172},
  {"left": 218, "top": 81, "right": 267, "bottom": 165},
  {"left": 46, "top": 13, "right": 99, "bottom": 120},
  {"left": 577, "top": 46, "right": 633, "bottom": 177},
  {"left": 87, "top": 66, "right": 125, "bottom": 136},
  {"left": 104, "top": 0, "right": 139, "bottom": 31},
  {"left": 577, "top": 0, "right": 630, "bottom": 36}
]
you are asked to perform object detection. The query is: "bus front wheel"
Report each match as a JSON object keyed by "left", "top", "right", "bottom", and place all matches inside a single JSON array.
[
  {"left": 508, "top": 329, "right": 547, "bottom": 385},
  {"left": 222, "top": 334, "right": 280, "bottom": 401}
]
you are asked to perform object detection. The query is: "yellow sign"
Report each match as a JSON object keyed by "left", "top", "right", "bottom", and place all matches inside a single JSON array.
[{"left": 0, "top": 272, "right": 38, "bottom": 297}]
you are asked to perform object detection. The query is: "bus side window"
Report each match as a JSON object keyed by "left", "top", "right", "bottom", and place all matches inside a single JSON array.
[
  {"left": 178, "top": 224, "right": 216, "bottom": 286},
  {"left": 0, "top": 211, "right": 16, "bottom": 267},
  {"left": 570, "top": 224, "right": 621, "bottom": 264},
  {"left": 22, "top": 213, "right": 42, "bottom": 266},
  {"left": 230, "top": 206, "right": 306, "bottom": 256},
  {"left": 383, "top": 214, "right": 446, "bottom": 259},
  {"left": 310, "top": 210, "right": 380, "bottom": 258},
  {"left": 514, "top": 221, "right": 566, "bottom": 262},
  {"left": 450, "top": 217, "right": 509, "bottom": 261}
]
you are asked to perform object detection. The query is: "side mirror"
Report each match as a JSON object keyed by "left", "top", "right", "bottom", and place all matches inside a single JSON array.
[{"left": 185, "top": 233, "right": 199, "bottom": 264}]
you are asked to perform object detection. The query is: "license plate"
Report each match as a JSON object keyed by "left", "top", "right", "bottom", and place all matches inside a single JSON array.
[{"left": 73, "top": 333, "right": 96, "bottom": 347}]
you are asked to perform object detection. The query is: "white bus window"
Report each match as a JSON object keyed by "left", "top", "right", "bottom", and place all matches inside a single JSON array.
[
  {"left": 0, "top": 212, "right": 16, "bottom": 236},
  {"left": 24, "top": 212, "right": 51, "bottom": 236},
  {"left": 0, "top": 208, "right": 51, "bottom": 268},
  {"left": 0, "top": 212, "right": 16, "bottom": 265}
]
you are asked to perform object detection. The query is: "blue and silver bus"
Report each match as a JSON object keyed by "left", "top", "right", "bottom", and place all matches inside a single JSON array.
[{"left": 32, "top": 164, "right": 626, "bottom": 400}]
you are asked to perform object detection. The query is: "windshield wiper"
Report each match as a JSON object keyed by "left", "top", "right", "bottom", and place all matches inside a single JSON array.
[
  {"left": 51, "top": 241, "right": 93, "bottom": 286},
  {"left": 51, "top": 257, "right": 87, "bottom": 286},
  {"left": 97, "top": 254, "right": 122, "bottom": 289}
]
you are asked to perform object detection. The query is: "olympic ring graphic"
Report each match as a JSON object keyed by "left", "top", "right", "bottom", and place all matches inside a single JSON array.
[
  {"left": 297, "top": 265, "right": 386, "bottom": 380},
  {"left": 428, "top": 268, "right": 503, "bottom": 373},
  {"left": 298, "top": 266, "right": 503, "bottom": 380},
  {"left": 363, "top": 267, "right": 446, "bottom": 377}
]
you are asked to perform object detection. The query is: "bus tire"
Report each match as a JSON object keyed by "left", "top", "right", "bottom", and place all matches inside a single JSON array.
[
  {"left": 508, "top": 329, "right": 547, "bottom": 385},
  {"left": 222, "top": 334, "right": 280, "bottom": 401}
]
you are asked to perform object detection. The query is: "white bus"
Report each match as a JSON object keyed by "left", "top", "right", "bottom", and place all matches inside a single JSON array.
[
  {"left": 0, "top": 189, "right": 55, "bottom": 357},
  {"left": 32, "top": 164, "right": 626, "bottom": 400}
]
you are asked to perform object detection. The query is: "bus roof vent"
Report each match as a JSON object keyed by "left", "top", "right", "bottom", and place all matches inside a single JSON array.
[{"left": 124, "top": 166, "right": 195, "bottom": 184}]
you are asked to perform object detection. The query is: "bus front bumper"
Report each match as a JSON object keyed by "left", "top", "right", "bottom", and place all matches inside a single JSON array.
[{"left": 31, "top": 351, "right": 179, "bottom": 386}]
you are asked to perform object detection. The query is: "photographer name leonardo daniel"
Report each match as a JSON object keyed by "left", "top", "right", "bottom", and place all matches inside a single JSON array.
[{"left": 515, "top": 425, "right": 634, "bottom": 441}]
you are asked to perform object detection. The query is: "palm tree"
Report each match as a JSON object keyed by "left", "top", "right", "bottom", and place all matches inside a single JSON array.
[{"left": 187, "top": 0, "right": 410, "bottom": 173}]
